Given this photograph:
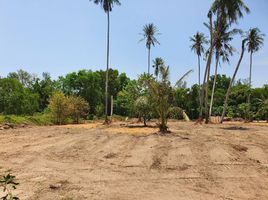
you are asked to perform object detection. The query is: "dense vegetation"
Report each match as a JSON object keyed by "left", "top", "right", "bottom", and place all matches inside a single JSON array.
[
  {"left": 0, "top": 0, "right": 267, "bottom": 132},
  {"left": 0, "top": 69, "right": 267, "bottom": 125}
]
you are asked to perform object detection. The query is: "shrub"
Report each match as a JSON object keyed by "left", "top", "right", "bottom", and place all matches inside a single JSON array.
[
  {"left": 168, "top": 107, "right": 183, "bottom": 120},
  {"left": 68, "top": 96, "right": 89, "bottom": 123},
  {"left": 48, "top": 91, "right": 70, "bottom": 125},
  {"left": 48, "top": 92, "right": 89, "bottom": 125}
]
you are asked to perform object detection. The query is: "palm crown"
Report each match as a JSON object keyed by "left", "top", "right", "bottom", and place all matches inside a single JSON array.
[
  {"left": 212, "top": 21, "right": 241, "bottom": 63},
  {"left": 152, "top": 57, "right": 165, "bottom": 78},
  {"left": 245, "top": 28, "right": 265, "bottom": 54},
  {"left": 140, "top": 23, "right": 160, "bottom": 50},
  {"left": 210, "top": 0, "right": 250, "bottom": 24},
  {"left": 190, "top": 32, "right": 208, "bottom": 57},
  {"left": 91, "top": 0, "right": 121, "bottom": 12}
]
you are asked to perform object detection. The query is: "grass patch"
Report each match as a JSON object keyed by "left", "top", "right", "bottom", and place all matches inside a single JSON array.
[{"left": 0, "top": 114, "right": 53, "bottom": 126}]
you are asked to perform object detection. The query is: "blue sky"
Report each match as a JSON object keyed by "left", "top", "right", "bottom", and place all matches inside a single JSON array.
[{"left": 0, "top": 0, "right": 267, "bottom": 87}]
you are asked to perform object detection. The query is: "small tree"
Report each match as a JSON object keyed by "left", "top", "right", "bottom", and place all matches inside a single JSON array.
[
  {"left": 134, "top": 96, "right": 153, "bottom": 126},
  {"left": 48, "top": 91, "right": 70, "bottom": 125},
  {"left": 68, "top": 96, "right": 89, "bottom": 123},
  {"left": 146, "top": 66, "right": 174, "bottom": 133}
]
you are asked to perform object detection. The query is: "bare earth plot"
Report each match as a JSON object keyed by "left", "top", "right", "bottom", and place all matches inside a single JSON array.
[{"left": 0, "top": 122, "right": 268, "bottom": 200}]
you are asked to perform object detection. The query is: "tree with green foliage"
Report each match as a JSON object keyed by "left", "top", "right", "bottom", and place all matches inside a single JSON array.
[
  {"left": 8, "top": 69, "right": 37, "bottom": 88},
  {"left": 152, "top": 57, "right": 165, "bottom": 79},
  {"left": 146, "top": 66, "right": 174, "bottom": 133},
  {"left": 200, "top": 0, "right": 250, "bottom": 123},
  {"left": 32, "top": 72, "right": 56, "bottom": 111},
  {"left": 115, "top": 80, "right": 142, "bottom": 116},
  {"left": 134, "top": 96, "right": 153, "bottom": 126},
  {"left": 57, "top": 70, "right": 103, "bottom": 114},
  {"left": 245, "top": 28, "right": 265, "bottom": 118},
  {"left": 90, "top": 0, "right": 121, "bottom": 123},
  {"left": 220, "top": 39, "right": 247, "bottom": 123},
  {"left": 0, "top": 78, "right": 39, "bottom": 115},
  {"left": 190, "top": 32, "right": 208, "bottom": 111},
  {"left": 207, "top": 21, "right": 239, "bottom": 118},
  {"left": 256, "top": 99, "right": 268, "bottom": 122},
  {"left": 140, "top": 23, "right": 160, "bottom": 75}
]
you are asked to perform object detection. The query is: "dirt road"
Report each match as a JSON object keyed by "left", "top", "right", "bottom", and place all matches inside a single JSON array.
[{"left": 0, "top": 122, "right": 268, "bottom": 200}]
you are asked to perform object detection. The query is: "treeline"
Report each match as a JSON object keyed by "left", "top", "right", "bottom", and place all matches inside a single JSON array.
[{"left": 0, "top": 69, "right": 267, "bottom": 123}]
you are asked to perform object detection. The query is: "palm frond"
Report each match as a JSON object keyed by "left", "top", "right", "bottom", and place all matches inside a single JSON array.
[{"left": 175, "top": 70, "right": 194, "bottom": 87}]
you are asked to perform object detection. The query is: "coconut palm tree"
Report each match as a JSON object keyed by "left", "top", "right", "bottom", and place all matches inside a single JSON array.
[
  {"left": 245, "top": 28, "right": 265, "bottom": 118},
  {"left": 190, "top": 32, "right": 208, "bottom": 113},
  {"left": 152, "top": 57, "right": 165, "bottom": 79},
  {"left": 90, "top": 0, "right": 121, "bottom": 123},
  {"left": 210, "top": 0, "right": 250, "bottom": 25},
  {"left": 201, "top": 0, "right": 249, "bottom": 123},
  {"left": 207, "top": 22, "right": 240, "bottom": 118},
  {"left": 220, "top": 39, "right": 247, "bottom": 123},
  {"left": 140, "top": 23, "right": 160, "bottom": 75}
]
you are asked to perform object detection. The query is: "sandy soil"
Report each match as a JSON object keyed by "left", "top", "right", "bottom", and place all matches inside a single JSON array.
[{"left": 0, "top": 121, "right": 268, "bottom": 200}]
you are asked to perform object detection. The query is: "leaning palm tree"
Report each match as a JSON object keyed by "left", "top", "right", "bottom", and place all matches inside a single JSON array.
[
  {"left": 90, "top": 0, "right": 121, "bottom": 123},
  {"left": 207, "top": 22, "right": 240, "bottom": 118},
  {"left": 220, "top": 38, "right": 247, "bottom": 123},
  {"left": 140, "top": 23, "right": 160, "bottom": 75},
  {"left": 152, "top": 57, "right": 165, "bottom": 79},
  {"left": 190, "top": 32, "right": 208, "bottom": 113},
  {"left": 245, "top": 28, "right": 265, "bottom": 118},
  {"left": 200, "top": 0, "right": 250, "bottom": 123}
]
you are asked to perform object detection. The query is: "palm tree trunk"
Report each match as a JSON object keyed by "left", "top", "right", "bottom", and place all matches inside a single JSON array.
[
  {"left": 204, "top": 13, "right": 214, "bottom": 124},
  {"left": 199, "top": 58, "right": 209, "bottom": 119},
  {"left": 205, "top": 60, "right": 212, "bottom": 124},
  {"left": 148, "top": 47, "right": 151, "bottom": 75},
  {"left": 209, "top": 54, "right": 219, "bottom": 118},
  {"left": 105, "top": 10, "right": 110, "bottom": 123},
  {"left": 247, "top": 52, "right": 253, "bottom": 121},
  {"left": 220, "top": 39, "right": 247, "bottom": 123},
  {"left": 198, "top": 55, "right": 202, "bottom": 114}
]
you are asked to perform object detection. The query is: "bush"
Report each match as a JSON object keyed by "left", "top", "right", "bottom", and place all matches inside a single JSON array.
[
  {"left": 68, "top": 96, "right": 89, "bottom": 123},
  {"left": 168, "top": 107, "right": 183, "bottom": 120},
  {"left": 95, "top": 105, "right": 104, "bottom": 117},
  {"left": 48, "top": 92, "right": 70, "bottom": 125},
  {"left": 48, "top": 92, "right": 89, "bottom": 125}
]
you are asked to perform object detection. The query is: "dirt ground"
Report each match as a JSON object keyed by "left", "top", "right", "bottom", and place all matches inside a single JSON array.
[{"left": 0, "top": 121, "right": 268, "bottom": 200}]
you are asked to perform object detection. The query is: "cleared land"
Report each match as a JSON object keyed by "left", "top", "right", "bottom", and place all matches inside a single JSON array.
[{"left": 0, "top": 121, "right": 268, "bottom": 200}]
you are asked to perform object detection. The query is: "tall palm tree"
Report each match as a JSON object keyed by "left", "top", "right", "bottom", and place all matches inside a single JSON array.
[
  {"left": 140, "top": 23, "right": 160, "bottom": 75},
  {"left": 190, "top": 32, "right": 208, "bottom": 113},
  {"left": 210, "top": 0, "right": 250, "bottom": 25},
  {"left": 200, "top": 0, "right": 249, "bottom": 123},
  {"left": 152, "top": 57, "right": 165, "bottom": 79},
  {"left": 207, "top": 22, "right": 240, "bottom": 117},
  {"left": 220, "top": 39, "right": 247, "bottom": 123},
  {"left": 245, "top": 28, "right": 265, "bottom": 118},
  {"left": 90, "top": 0, "right": 121, "bottom": 123}
]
